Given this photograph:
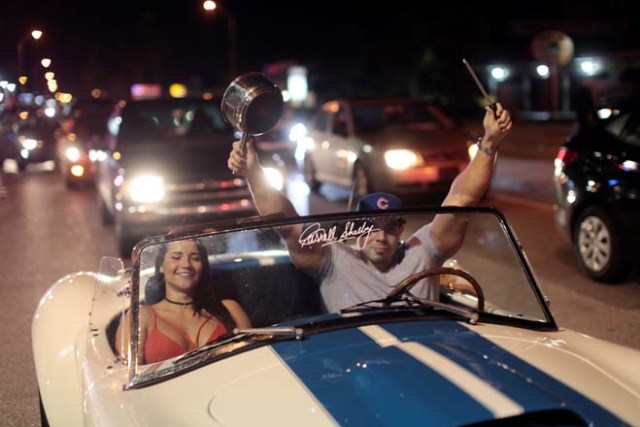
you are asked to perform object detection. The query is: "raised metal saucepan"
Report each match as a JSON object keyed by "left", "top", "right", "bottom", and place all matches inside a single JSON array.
[{"left": 221, "top": 71, "right": 284, "bottom": 153}]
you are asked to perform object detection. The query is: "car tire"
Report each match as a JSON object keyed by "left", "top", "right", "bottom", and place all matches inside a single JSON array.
[
  {"left": 352, "top": 163, "right": 371, "bottom": 200},
  {"left": 17, "top": 158, "right": 28, "bottom": 171},
  {"left": 98, "top": 194, "right": 114, "bottom": 225},
  {"left": 573, "top": 206, "right": 629, "bottom": 283},
  {"left": 65, "top": 177, "right": 79, "bottom": 190},
  {"left": 303, "top": 157, "right": 321, "bottom": 192}
]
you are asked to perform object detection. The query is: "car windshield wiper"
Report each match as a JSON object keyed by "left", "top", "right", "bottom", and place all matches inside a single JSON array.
[
  {"left": 174, "top": 326, "right": 304, "bottom": 363},
  {"left": 341, "top": 295, "right": 479, "bottom": 325},
  {"left": 233, "top": 326, "right": 304, "bottom": 338}
]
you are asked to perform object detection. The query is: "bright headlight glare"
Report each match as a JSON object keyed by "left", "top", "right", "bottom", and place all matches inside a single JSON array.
[
  {"left": 288, "top": 122, "right": 307, "bottom": 142},
  {"left": 21, "top": 138, "right": 38, "bottom": 150},
  {"left": 127, "top": 175, "right": 165, "bottom": 203},
  {"left": 262, "top": 167, "right": 284, "bottom": 191},
  {"left": 65, "top": 146, "right": 82, "bottom": 162},
  {"left": 384, "top": 149, "right": 420, "bottom": 170},
  {"left": 89, "top": 149, "right": 107, "bottom": 162}
]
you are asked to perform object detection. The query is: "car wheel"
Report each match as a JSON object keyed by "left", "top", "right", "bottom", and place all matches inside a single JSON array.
[
  {"left": 303, "top": 157, "right": 321, "bottom": 192},
  {"left": 352, "top": 163, "right": 371, "bottom": 200},
  {"left": 98, "top": 194, "right": 114, "bottom": 225},
  {"left": 115, "top": 227, "right": 137, "bottom": 258},
  {"left": 65, "top": 176, "right": 79, "bottom": 190},
  {"left": 17, "top": 159, "right": 28, "bottom": 171},
  {"left": 573, "top": 206, "right": 629, "bottom": 283}
]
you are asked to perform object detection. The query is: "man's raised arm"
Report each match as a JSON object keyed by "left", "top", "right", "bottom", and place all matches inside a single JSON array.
[
  {"left": 429, "top": 103, "right": 513, "bottom": 258},
  {"left": 227, "top": 139, "right": 327, "bottom": 274}
]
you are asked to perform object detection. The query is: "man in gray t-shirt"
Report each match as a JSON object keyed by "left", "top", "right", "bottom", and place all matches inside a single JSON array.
[
  {"left": 228, "top": 103, "right": 512, "bottom": 312},
  {"left": 317, "top": 194, "right": 444, "bottom": 312}
]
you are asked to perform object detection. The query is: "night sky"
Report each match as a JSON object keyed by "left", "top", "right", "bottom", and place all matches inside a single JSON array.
[{"left": 1, "top": 0, "right": 638, "bottom": 100}]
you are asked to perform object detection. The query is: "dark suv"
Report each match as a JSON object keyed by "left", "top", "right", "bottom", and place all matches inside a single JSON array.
[
  {"left": 96, "top": 97, "right": 270, "bottom": 257},
  {"left": 553, "top": 98, "right": 640, "bottom": 283}
]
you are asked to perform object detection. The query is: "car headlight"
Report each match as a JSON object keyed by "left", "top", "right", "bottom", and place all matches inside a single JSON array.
[
  {"left": 288, "top": 122, "right": 307, "bottom": 142},
  {"left": 384, "top": 149, "right": 421, "bottom": 170},
  {"left": 89, "top": 149, "right": 108, "bottom": 162},
  {"left": 65, "top": 146, "right": 82, "bottom": 162},
  {"left": 19, "top": 137, "right": 38, "bottom": 150},
  {"left": 262, "top": 166, "right": 284, "bottom": 191},
  {"left": 127, "top": 175, "right": 165, "bottom": 203}
]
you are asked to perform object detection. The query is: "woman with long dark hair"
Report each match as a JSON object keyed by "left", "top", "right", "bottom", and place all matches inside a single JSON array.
[{"left": 116, "top": 238, "right": 251, "bottom": 364}]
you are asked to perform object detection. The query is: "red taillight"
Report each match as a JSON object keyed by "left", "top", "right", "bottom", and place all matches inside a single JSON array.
[{"left": 555, "top": 147, "right": 579, "bottom": 166}]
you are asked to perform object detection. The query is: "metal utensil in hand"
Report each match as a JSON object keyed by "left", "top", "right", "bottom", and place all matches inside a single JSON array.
[
  {"left": 221, "top": 72, "right": 284, "bottom": 174},
  {"left": 462, "top": 58, "right": 498, "bottom": 117}
]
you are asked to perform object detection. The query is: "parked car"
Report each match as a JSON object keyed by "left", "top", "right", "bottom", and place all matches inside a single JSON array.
[
  {"left": 300, "top": 98, "right": 475, "bottom": 200},
  {"left": 33, "top": 206, "right": 640, "bottom": 426},
  {"left": 95, "top": 97, "right": 285, "bottom": 257},
  {"left": 56, "top": 101, "right": 112, "bottom": 188},
  {"left": 553, "top": 98, "right": 640, "bottom": 282},
  {"left": 3, "top": 111, "right": 58, "bottom": 171}
]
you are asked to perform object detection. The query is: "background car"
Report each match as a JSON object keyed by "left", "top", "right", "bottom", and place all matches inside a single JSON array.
[
  {"left": 300, "top": 98, "right": 475, "bottom": 202},
  {"left": 252, "top": 105, "right": 313, "bottom": 168},
  {"left": 553, "top": 97, "right": 640, "bottom": 282},
  {"left": 33, "top": 207, "right": 640, "bottom": 426},
  {"left": 2, "top": 110, "right": 58, "bottom": 171},
  {"left": 95, "top": 96, "right": 285, "bottom": 257},
  {"left": 56, "top": 99, "right": 113, "bottom": 188}
]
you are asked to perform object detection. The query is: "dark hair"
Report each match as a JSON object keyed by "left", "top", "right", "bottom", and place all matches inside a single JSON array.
[{"left": 154, "top": 239, "right": 237, "bottom": 331}]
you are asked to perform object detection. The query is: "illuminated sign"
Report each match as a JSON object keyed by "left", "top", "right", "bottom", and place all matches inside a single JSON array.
[{"left": 131, "top": 83, "right": 162, "bottom": 100}]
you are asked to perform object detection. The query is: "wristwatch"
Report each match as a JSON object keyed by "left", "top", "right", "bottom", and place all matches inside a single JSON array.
[{"left": 476, "top": 137, "right": 499, "bottom": 155}]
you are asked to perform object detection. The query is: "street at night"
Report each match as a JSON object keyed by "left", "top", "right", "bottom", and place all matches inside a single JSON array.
[{"left": 2, "top": 1, "right": 640, "bottom": 425}]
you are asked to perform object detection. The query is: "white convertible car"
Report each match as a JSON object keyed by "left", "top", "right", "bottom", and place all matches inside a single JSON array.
[{"left": 33, "top": 206, "right": 640, "bottom": 426}]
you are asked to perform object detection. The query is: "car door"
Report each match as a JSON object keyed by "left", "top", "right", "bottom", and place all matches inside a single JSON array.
[
  {"left": 95, "top": 109, "right": 122, "bottom": 221},
  {"left": 327, "top": 102, "right": 358, "bottom": 185},
  {"left": 311, "top": 102, "right": 356, "bottom": 186}
]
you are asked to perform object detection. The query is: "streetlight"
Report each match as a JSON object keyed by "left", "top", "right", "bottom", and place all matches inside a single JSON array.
[
  {"left": 16, "top": 29, "right": 43, "bottom": 93},
  {"left": 202, "top": 1, "right": 238, "bottom": 82}
]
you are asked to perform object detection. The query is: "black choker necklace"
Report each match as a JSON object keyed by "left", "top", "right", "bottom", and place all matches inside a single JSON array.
[{"left": 164, "top": 296, "right": 193, "bottom": 306}]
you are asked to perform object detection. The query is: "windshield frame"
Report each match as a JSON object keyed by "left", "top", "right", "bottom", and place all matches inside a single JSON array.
[{"left": 124, "top": 205, "right": 557, "bottom": 387}]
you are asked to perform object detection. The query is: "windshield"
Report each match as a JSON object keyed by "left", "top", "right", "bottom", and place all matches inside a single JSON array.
[
  {"left": 352, "top": 101, "right": 449, "bottom": 133},
  {"left": 123, "top": 207, "right": 552, "bottom": 383},
  {"left": 110, "top": 99, "right": 231, "bottom": 146}
]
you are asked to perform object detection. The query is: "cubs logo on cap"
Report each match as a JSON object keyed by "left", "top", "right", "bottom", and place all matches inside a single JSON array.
[{"left": 356, "top": 192, "right": 403, "bottom": 212}]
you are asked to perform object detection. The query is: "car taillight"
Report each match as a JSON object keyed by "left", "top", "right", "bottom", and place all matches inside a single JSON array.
[
  {"left": 610, "top": 158, "right": 639, "bottom": 172},
  {"left": 554, "top": 147, "right": 578, "bottom": 168}
]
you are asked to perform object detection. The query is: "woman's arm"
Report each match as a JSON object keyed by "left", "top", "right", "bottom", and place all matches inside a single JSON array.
[
  {"left": 222, "top": 299, "right": 252, "bottom": 328},
  {"left": 114, "top": 308, "right": 148, "bottom": 365}
]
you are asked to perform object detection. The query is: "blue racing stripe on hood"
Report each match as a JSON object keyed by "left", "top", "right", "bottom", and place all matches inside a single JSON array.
[
  {"left": 272, "top": 326, "right": 493, "bottom": 426},
  {"left": 381, "top": 322, "right": 626, "bottom": 426}
]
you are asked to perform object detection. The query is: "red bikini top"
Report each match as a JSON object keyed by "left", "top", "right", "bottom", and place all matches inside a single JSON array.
[{"left": 143, "top": 305, "right": 228, "bottom": 364}]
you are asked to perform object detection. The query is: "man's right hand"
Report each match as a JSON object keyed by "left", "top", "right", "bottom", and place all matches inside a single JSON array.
[{"left": 227, "top": 138, "right": 259, "bottom": 176}]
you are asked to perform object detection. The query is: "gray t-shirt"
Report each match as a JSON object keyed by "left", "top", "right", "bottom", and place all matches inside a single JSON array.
[{"left": 317, "top": 223, "right": 443, "bottom": 312}]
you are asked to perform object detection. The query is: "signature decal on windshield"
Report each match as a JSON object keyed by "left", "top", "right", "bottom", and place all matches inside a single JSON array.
[{"left": 299, "top": 221, "right": 378, "bottom": 249}]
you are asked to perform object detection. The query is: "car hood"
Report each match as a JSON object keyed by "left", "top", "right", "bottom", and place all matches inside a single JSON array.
[
  {"left": 358, "top": 128, "right": 471, "bottom": 152},
  {"left": 189, "top": 321, "right": 633, "bottom": 425},
  {"left": 574, "top": 126, "right": 640, "bottom": 161},
  {"left": 118, "top": 139, "right": 232, "bottom": 179}
]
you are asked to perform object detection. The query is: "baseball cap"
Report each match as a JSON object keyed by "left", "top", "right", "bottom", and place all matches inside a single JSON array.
[
  {"left": 356, "top": 192, "right": 403, "bottom": 212},
  {"left": 356, "top": 192, "right": 406, "bottom": 226}
]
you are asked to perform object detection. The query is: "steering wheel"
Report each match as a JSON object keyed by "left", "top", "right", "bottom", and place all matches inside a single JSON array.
[{"left": 386, "top": 267, "right": 485, "bottom": 312}]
